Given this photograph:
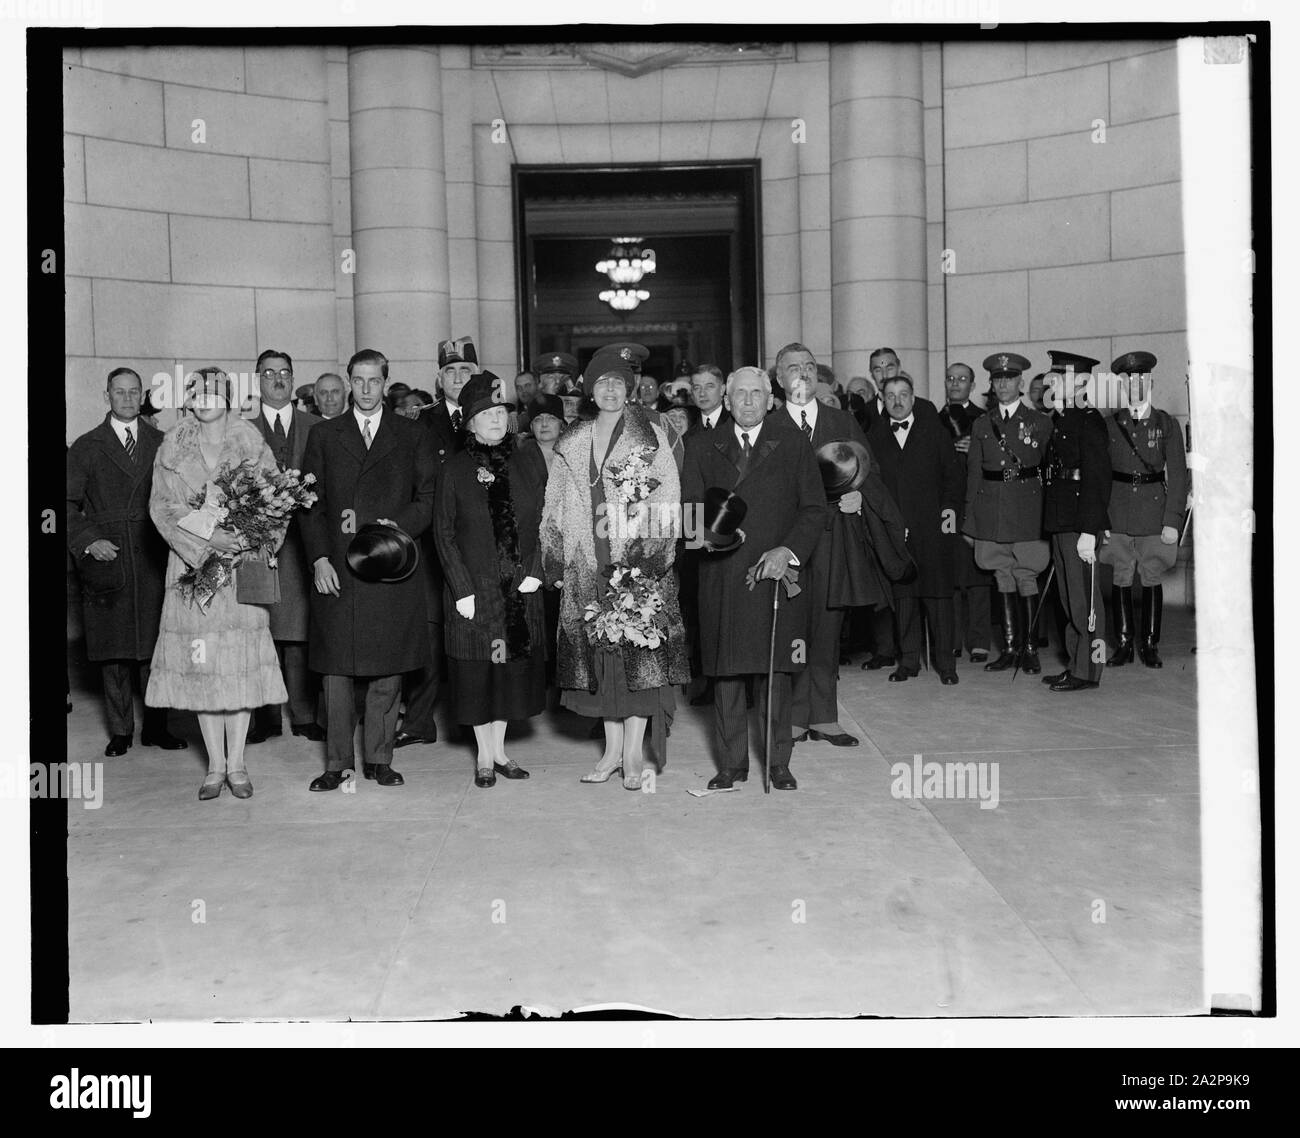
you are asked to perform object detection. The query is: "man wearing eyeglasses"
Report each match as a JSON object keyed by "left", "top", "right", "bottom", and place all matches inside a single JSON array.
[{"left": 248, "top": 349, "right": 325, "bottom": 744}]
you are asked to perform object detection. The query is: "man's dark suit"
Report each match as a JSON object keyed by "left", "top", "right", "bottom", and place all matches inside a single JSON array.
[
  {"left": 400, "top": 400, "right": 466, "bottom": 740},
  {"left": 300, "top": 411, "right": 438, "bottom": 771},
  {"left": 249, "top": 405, "right": 320, "bottom": 733},
  {"left": 681, "top": 415, "right": 826, "bottom": 777}
]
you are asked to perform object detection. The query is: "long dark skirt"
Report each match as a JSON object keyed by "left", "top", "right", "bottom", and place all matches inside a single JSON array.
[{"left": 448, "top": 653, "right": 546, "bottom": 725}]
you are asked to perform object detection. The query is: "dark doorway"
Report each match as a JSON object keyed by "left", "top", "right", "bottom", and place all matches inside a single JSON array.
[{"left": 513, "top": 162, "right": 763, "bottom": 384}]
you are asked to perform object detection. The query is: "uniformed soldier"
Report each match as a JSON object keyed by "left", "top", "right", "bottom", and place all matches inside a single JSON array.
[
  {"left": 1041, "top": 350, "right": 1112, "bottom": 692},
  {"left": 532, "top": 351, "right": 580, "bottom": 397},
  {"left": 962, "top": 353, "right": 1053, "bottom": 673},
  {"left": 1098, "top": 351, "right": 1188, "bottom": 668}
]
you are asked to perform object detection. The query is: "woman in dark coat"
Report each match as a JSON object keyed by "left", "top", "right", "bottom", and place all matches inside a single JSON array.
[
  {"left": 433, "top": 372, "right": 546, "bottom": 788},
  {"left": 868, "top": 374, "right": 965, "bottom": 683},
  {"left": 541, "top": 351, "right": 690, "bottom": 789}
]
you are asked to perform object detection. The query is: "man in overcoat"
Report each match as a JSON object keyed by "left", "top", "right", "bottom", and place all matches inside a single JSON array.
[
  {"left": 682, "top": 366, "right": 827, "bottom": 790},
  {"left": 869, "top": 375, "right": 965, "bottom": 683},
  {"left": 247, "top": 349, "right": 324, "bottom": 743},
  {"left": 1098, "top": 350, "right": 1188, "bottom": 669},
  {"left": 300, "top": 349, "right": 438, "bottom": 789},
  {"left": 1041, "top": 351, "right": 1112, "bottom": 691},
  {"left": 67, "top": 366, "right": 186, "bottom": 756},
  {"left": 773, "top": 341, "right": 873, "bottom": 746}
]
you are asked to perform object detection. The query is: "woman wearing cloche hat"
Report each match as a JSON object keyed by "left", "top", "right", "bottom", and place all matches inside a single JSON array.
[{"left": 432, "top": 370, "right": 548, "bottom": 788}]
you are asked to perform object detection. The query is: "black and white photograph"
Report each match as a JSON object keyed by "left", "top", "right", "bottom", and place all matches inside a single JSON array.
[{"left": 10, "top": 0, "right": 1287, "bottom": 1076}]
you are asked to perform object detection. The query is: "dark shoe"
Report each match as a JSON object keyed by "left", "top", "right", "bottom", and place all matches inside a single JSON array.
[
  {"left": 141, "top": 729, "right": 188, "bottom": 750},
  {"left": 1017, "top": 595, "right": 1041, "bottom": 673},
  {"left": 393, "top": 730, "right": 434, "bottom": 748},
  {"left": 689, "top": 690, "right": 713, "bottom": 707},
  {"left": 246, "top": 723, "right": 280, "bottom": 745},
  {"left": 807, "top": 729, "right": 860, "bottom": 747},
  {"left": 984, "top": 592, "right": 1021, "bottom": 671},
  {"left": 951, "top": 647, "right": 962, "bottom": 658},
  {"left": 363, "top": 763, "right": 404, "bottom": 786},
  {"left": 1050, "top": 674, "right": 1099, "bottom": 692},
  {"left": 940, "top": 673, "right": 959, "bottom": 685},
  {"left": 198, "top": 772, "right": 224, "bottom": 801},
  {"left": 770, "top": 767, "right": 798, "bottom": 790},
  {"left": 1139, "top": 584, "right": 1164, "bottom": 668},
  {"left": 707, "top": 770, "right": 738, "bottom": 790},
  {"left": 888, "top": 667, "right": 919, "bottom": 682},
  {"left": 792, "top": 731, "right": 810, "bottom": 744},
  {"left": 226, "top": 770, "right": 253, "bottom": 799},
  {"left": 1107, "top": 585, "right": 1135, "bottom": 666},
  {"left": 309, "top": 770, "right": 347, "bottom": 792},
  {"left": 291, "top": 723, "right": 327, "bottom": 742},
  {"left": 494, "top": 760, "right": 530, "bottom": 780},
  {"left": 104, "top": 734, "right": 132, "bottom": 757},
  {"left": 969, "top": 648, "right": 989, "bottom": 663},
  {"left": 475, "top": 768, "right": 497, "bottom": 788},
  {"left": 861, "top": 655, "right": 896, "bottom": 671}
]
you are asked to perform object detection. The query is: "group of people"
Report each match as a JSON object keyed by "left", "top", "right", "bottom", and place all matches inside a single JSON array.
[{"left": 67, "top": 334, "right": 1188, "bottom": 799}]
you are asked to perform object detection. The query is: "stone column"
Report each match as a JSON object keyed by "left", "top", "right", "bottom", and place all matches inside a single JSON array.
[
  {"left": 347, "top": 46, "right": 449, "bottom": 381},
  {"left": 829, "top": 43, "right": 929, "bottom": 396}
]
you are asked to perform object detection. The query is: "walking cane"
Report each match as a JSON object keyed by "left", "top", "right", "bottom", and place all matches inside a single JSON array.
[
  {"left": 764, "top": 577, "right": 780, "bottom": 795},
  {"left": 1012, "top": 561, "right": 1056, "bottom": 681}
]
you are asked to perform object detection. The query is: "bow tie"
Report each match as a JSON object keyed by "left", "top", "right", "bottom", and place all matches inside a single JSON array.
[{"left": 891, "top": 419, "right": 910, "bottom": 432}]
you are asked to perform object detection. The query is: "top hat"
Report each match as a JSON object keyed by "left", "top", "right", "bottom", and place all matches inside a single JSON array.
[
  {"left": 438, "top": 337, "right": 478, "bottom": 369},
  {"left": 1111, "top": 350, "right": 1158, "bottom": 375},
  {"left": 815, "top": 440, "right": 872, "bottom": 500},
  {"left": 531, "top": 350, "right": 579, "bottom": 378},
  {"left": 982, "top": 351, "right": 1032, "bottom": 379},
  {"left": 346, "top": 523, "right": 420, "bottom": 583},
  {"left": 458, "top": 370, "right": 513, "bottom": 424},
  {"left": 1047, "top": 349, "right": 1100, "bottom": 374},
  {"left": 700, "top": 486, "right": 747, "bottom": 551}
]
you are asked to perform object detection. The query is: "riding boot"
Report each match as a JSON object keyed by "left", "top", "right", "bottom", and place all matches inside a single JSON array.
[
  {"left": 1138, "top": 584, "right": 1164, "bottom": 668},
  {"left": 984, "top": 592, "right": 1019, "bottom": 672},
  {"left": 1107, "top": 585, "right": 1135, "bottom": 666}
]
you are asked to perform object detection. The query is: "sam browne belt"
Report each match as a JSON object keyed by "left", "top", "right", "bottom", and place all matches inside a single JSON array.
[{"left": 982, "top": 464, "right": 1042, "bottom": 482}]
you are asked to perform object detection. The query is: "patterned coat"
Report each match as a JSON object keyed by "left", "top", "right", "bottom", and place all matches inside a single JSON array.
[
  {"left": 1106, "top": 408, "right": 1188, "bottom": 535},
  {"left": 300, "top": 411, "right": 438, "bottom": 676},
  {"left": 541, "top": 407, "right": 690, "bottom": 694},
  {"left": 681, "top": 414, "right": 827, "bottom": 676},
  {"left": 249, "top": 406, "right": 320, "bottom": 641},
  {"left": 67, "top": 414, "right": 169, "bottom": 661},
  {"left": 963, "top": 402, "right": 1053, "bottom": 542}
]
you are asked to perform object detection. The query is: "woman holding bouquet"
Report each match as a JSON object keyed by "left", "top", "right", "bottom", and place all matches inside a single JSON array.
[
  {"left": 541, "top": 350, "right": 690, "bottom": 789},
  {"left": 147, "top": 368, "right": 291, "bottom": 800},
  {"left": 433, "top": 371, "right": 547, "bottom": 788}
]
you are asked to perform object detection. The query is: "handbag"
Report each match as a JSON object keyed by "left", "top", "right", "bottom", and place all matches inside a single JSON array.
[{"left": 235, "top": 550, "right": 281, "bottom": 606}]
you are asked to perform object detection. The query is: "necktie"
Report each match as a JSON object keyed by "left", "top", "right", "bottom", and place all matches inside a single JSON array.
[
  {"left": 451, "top": 409, "right": 462, "bottom": 432},
  {"left": 362, "top": 417, "right": 373, "bottom": 450},
  {"left": 703, "top": 417, "right": 713, "bottom": 430},
  {"left": 1004, "top": 410, "right": 1014, "bottom": 422},
  {"left": 273, "top": 413, "right": 286, "bottom": 439},
  {"left": 124, "top": 427, "right": 137, "bottom": 462},
  {"left": 892, "top": 419, "right": 909, "bottom": 433},
  {"left": 737, "top": 432, "right": 752, "bottom": 479},
  {"left": 801, "top": 409, "right": 812, "bottom": 440}
]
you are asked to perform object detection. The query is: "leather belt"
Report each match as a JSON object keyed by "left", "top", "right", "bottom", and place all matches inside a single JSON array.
[
  {"left": 1112, "top": 470, "right": 1164, "bottom": 486},
  {"left": 982, "top": 464, "right": 1041, "bottom": 483}
]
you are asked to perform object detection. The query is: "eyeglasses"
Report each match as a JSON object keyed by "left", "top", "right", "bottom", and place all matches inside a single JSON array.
[{"left": 260, "top": 368, "right": 293, "bottom": 381}]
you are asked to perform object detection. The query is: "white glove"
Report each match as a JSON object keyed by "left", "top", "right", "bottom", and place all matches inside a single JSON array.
[
  {"left": 837, "top": 490, "right": 862, "bottom": 515},
  {"left": 455, "top": 595, "right": 475, "bottom": 620},
  {"left": 1076, "top": 533, "right": 1097, "bottom": 564},
  {"left": 518, "top": 576, "right": 541, "bottom": 593},
  {"left": 1160, "top": 525, "right": 1178, "bottom": 545}
]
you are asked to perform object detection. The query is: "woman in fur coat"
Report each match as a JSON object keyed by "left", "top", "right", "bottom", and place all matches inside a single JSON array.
[
  {"left": 541, "top": 350, "right": 691, "bottom": 789},
  {"left": 433, "top": 372, "right": 547, "bottom": 788},
  {"left": 147, "top": 369, "right": 288, "bottom": 800}
]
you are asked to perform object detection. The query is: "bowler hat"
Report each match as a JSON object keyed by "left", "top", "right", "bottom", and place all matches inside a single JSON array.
[
  {"left": 458, "top": 370, "right": 514, "bottom": 424},
  {"left": 346, "top": 523, "right": 420, "bottom": 583},
  {"left": 701, "top": 487, "right": 747, "bottom": 551},
  {"left": 815, "top": 440, "right": 872, "bottom": 500}
]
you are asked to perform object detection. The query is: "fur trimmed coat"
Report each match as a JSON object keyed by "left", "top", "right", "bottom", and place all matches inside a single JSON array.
[
  {"left": 541, "top": 407, "right": 691, "bottom": 694},
  {"left": 145, "top": 414, "right": 287, "bottom": 711}
]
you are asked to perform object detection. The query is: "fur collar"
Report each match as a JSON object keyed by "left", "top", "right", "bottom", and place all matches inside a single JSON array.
[{"left": 156, "top": 414, "right": 271, "bottom": 494}]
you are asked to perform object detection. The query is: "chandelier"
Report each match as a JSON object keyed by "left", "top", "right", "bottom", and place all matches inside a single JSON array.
[{"left": 596, "top": 237, "right": 656, "bottom": 310}]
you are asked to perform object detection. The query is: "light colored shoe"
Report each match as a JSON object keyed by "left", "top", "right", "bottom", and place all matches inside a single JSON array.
[
  {"left": 226, "top": 770, "right": 253, "bottom": 799},
  {"left": 580, "top": 755, "right": 623, "bottom": 783},
  {"left": 198, "top": 772, "right": 225, "bottom": 801}
]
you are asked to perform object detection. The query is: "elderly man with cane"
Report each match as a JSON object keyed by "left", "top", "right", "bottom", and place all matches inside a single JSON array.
[{"left": 682, "top": 367, "right": 826, "bottom": 791}]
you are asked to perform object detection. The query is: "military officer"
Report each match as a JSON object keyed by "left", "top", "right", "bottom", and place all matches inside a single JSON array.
[
  {"left": 532, "top": 351, "right": 580, "bottom": 397},
  {"left": 1041, "top": 350, "right": 1112, "bottom": 692},
  {"left": 1098, "top": 351, "right": 1188, "bottom": 668},
  {"left": 961, "top": 353, "right": 1053, "bottom": 673}
]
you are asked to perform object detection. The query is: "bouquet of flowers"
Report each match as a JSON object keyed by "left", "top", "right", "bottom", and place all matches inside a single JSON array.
[
  {"left": 176, "top": 459, "right": 317, "bottom": 611},
  {"left": 606, "top": 447, "right": 661, "bottom": 506},
  {"left": 583, "top": 564, "right": 667, "bottom": 649}
]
